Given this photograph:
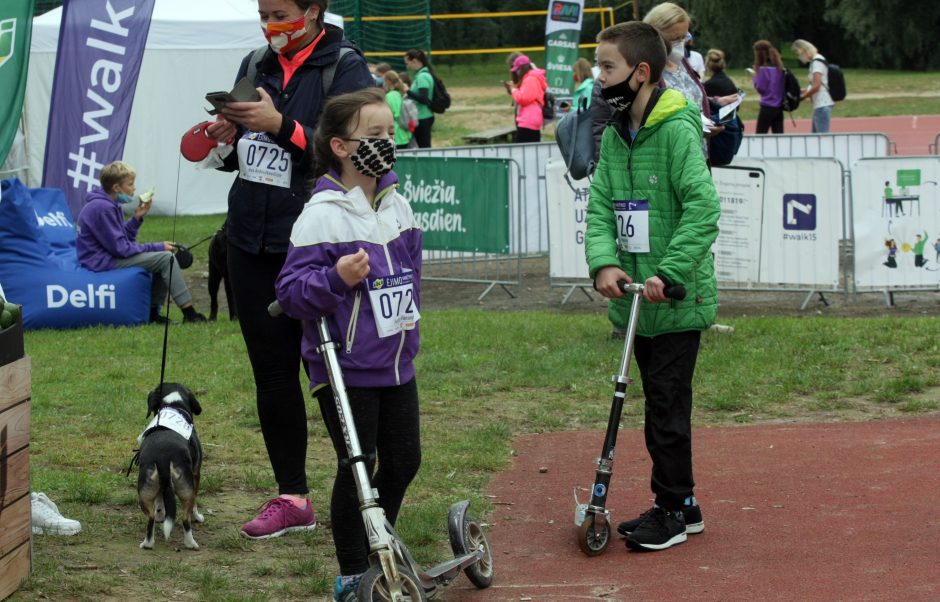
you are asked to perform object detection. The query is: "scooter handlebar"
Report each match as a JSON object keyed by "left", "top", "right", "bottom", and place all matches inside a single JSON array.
[{"left": 617, "top": 280, "right": 687, "bottom": 301}]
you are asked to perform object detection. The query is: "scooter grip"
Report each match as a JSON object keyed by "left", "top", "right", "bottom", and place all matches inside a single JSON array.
[{"left": 663, "top": 285, "right": 687, "bottom": 301}]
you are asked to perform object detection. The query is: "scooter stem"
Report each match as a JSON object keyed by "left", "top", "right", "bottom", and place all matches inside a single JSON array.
[{"left": 316, "top": 317, "right": 380, "bottom": 510}]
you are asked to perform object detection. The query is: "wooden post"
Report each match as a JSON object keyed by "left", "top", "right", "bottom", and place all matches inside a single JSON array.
[{"left": 0, "top": 319, "right": 31, "bottom": 600}]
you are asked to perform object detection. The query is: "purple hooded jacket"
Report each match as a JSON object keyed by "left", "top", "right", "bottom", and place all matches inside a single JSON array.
[
  {"left": 76, "top": 188, "right": 164, "bottom": 271},
  {"left": 275, "top": 170, "right": 422, "bottom": 388},
  {"left": 753, "top": 66, "right": 784, "bottom": 108}
]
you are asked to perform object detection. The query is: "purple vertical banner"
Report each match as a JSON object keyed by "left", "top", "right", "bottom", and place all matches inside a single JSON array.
[{"left": 41, "top": 0, "right": 155, "bottom": 218}]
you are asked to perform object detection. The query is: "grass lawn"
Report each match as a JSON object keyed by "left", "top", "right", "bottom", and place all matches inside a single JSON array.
[{"left": 15, "top": 286, "right": 940, "bottom": 600}]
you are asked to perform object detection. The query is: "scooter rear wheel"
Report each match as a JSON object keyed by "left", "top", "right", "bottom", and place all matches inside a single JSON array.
[
  {"left": 448, "top": 511, "right": 494, "bottom": 589},
  {"left": 356, "top": 564, "right": 427, "bottom": 602},
  {"left": 577, "top": 513, "right": 610, "bottom": 556}
]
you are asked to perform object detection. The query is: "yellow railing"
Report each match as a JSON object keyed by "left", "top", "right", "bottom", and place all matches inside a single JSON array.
[{"left": 347, "top": 7, "right": 614, "bottom": 58}]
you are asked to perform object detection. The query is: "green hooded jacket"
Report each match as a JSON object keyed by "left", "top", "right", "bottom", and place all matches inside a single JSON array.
[{"left": 586, "top": 88, "right": 720, "bottom": 337}]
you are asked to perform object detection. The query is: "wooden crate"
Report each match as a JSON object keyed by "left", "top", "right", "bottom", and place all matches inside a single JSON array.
[{"left": 0, "top": 322, "right": 31, "bottom": 600}]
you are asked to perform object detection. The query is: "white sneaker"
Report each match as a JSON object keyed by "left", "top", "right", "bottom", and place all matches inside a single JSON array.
[{"left": 31, "top": 492, "right": 82, "bottom": 536}]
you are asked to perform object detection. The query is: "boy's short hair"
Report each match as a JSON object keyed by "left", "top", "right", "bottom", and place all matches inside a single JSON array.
[
  {"left": 597, "top": 22, "right": 669, "bottom": 83},
  {"left": 99, "top": 161, "right": 136, "bottom": 193}
]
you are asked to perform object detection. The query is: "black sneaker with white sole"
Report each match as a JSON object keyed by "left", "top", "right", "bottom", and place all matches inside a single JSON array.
[
  {"left": 618, "top": 503, "right": 704, "bottom": 536},
  {"left": 625, "top": 506, "right": 687, "bottom": 552}
]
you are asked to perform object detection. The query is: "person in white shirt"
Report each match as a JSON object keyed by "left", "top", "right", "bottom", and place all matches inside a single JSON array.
[{"left": 791, "top": 39, "right": 834, "bottom": 133}]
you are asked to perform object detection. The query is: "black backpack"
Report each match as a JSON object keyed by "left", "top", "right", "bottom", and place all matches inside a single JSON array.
[
  {"left": 428, "top": 73, "right": 451, "bottom": 114},
  {"left": 815, "top": 58, "right": 846, "bottom": 101},
  {"left": 781, "top": 68, "right": 801, "bottom": 112},
  {"left": 542, "top": 90, "right": 557, "bottom": 120}
]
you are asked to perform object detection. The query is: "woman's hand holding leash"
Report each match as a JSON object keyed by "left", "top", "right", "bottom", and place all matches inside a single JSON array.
[{"left": 206, "top": 118, "right": 237, "bottom": 145}]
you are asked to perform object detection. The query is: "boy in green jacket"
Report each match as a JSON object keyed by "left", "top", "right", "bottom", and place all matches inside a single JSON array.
[{"left": 586, "top": 21, "right": 721, "bottom": 552}]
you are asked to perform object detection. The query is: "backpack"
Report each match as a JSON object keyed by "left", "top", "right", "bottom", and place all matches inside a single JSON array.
[
  {"left": 542, "top": 90, "right": 557, "bottom": 120},
  {"left": 781, "top": 68, "right": 801, "bottom": 112},
  {"left": 708, "top": 114, "right": 744, "bottom": 167},
  {"left": 246, "top": 45, "right": 354, "bottom": 97},
  {"left": 428, "top": 73, "right": 451, "bottom": 114},
  {"left": 554, "top": 96, "right": 596, "bottom": 182},
  {"left": 398, "top": 96, "right": 419, "bottom": 133},
  {"left": 815, "top": 58, "right": 846, "bottom": 101}
]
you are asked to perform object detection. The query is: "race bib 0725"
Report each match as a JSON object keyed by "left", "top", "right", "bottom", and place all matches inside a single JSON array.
[{"left": 237, "top": 131, "right": 292, "bottom": 188}]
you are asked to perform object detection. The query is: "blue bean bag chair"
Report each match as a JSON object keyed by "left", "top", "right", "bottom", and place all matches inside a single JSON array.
[{"left": 0, "top": 178, "right": 151, "bottom": 329}]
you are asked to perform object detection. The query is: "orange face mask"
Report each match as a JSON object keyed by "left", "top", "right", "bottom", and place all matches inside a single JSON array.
[{"left": 261, "top": 9, "right": 309, "bottom": 54}]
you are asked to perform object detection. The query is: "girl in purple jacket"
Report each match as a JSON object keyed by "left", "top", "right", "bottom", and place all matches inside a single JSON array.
[
  {"left": 274, "top": 88, "right": 422, "bottom": 602},
  {"left": 752, "top": 40, "right": 786, "bottom": 134}
]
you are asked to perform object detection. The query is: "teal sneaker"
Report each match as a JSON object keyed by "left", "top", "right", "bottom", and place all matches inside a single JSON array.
[{"left": 333, "top": 575, "right": 362, "bottom": 602}]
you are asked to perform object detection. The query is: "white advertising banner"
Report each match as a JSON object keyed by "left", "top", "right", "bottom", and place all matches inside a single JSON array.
[
  {"left": 713, "top": 158, "right": 844, "bottom": 287},
  {"left": 546, "top": 159, "right": 590, "bottom": 280},
  {"left": 852, "top": 156, "right": 940, "bottom": 289}
]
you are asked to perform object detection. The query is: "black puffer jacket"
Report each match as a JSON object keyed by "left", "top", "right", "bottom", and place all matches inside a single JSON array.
[{"left": 219, "top": 25, "right": 374, "bottom": 254}]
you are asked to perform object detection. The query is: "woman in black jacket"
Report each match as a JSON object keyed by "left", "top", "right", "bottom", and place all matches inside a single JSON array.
[{"left": 205, "top": 0, "right": 373, "bottom": 541}]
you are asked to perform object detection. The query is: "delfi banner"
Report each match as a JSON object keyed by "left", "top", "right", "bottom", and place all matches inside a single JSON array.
[
  {"left": 41, "top": 0, "right": 156, "bottom": 218},
  {"left": 544, "top": 0, "right": 585, "bottom": 101},
  {"left": 395, "top": 157, "right": 510, "bottom": 254},
  {"left": 0, "top": 0, "right": 34, "bottom": 167}
]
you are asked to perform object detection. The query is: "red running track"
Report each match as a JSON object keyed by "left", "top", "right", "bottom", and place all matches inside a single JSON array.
[{"left": 447, "top": 417, "right": 940, "bottom": 602}]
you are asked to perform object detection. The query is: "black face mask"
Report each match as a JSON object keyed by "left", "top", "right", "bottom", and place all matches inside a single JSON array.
[{"left": 601, "top": 66, "right": 639, "bottom": 112}]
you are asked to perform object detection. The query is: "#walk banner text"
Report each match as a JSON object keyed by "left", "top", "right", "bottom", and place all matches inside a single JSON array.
[{"left": 41, "top": 0, "right": 156, "bottom": 218}]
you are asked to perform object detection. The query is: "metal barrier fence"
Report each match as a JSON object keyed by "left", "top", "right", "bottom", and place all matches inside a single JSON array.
[
  {"left": 401, "top": 142, "right": 562, "bottom": 254},
  {"left": 736, "top": 132, "right": 891, "bottom": 168},
  {"left": 416, "top": 158, "right": 525, "bottom": 300},
  {"left": 404, "top": 133, "right": 899, "bottom": 304}
]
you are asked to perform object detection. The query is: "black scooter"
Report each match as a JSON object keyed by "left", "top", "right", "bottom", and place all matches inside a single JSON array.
[{"left": 574, "top": 281, "right": 686, "bottom": 556}]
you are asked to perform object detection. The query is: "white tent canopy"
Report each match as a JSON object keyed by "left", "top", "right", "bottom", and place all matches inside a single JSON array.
[{"left": 26, "top": 0, "right": 342, "bottom": 216}]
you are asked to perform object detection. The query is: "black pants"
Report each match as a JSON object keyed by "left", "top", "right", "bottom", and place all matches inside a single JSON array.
[
  {"left": 414, "top": 117, "right": 434, "bottom": 148},
  {"left": 515, "top": 127, "right": 541, "bottom": 143},
  {"left": 633, "top": 330, "right": 701, "bottom": 511},
  {"left": 315, "top": 379, "right": 422, "bottom": 574},
  {"left": 756, "top": 104, "right": 784, "bottom": 134},
  {"left": 227, "top": 244, "right": 308, "bottom": 495}
]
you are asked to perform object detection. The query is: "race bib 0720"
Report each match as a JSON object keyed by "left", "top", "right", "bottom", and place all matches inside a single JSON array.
[
  {"left": 237, "top": 131, "right": 292, "bottom": 188},
  {"left": 367, "top": 271, "right": 420, "bottom": 338},
  {"left": 614, "top": 200, "right": 650, "bottom": 253}
]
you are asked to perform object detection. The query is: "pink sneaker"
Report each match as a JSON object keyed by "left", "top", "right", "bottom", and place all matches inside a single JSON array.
[{"left": 240, "top": 497, "right": 316, "bottom": 539}]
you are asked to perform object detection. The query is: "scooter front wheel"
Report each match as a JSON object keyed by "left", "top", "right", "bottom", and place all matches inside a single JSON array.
[
  {"left": 577, "top": 513, "right": 610, "bottom": 556},
  {"left": 356, "top": 564, "right": 427, "bottom": 602},
  {"left": 448, "top": 511, "right": 494, "bottom": 589}
]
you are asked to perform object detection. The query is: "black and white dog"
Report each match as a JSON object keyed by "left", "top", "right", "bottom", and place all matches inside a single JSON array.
[
  {"left": 208, "top": 222, "right": 236, "bottom": 321},
  {"left": 137, "top": 383, "right": 204, "bottom": 550}
]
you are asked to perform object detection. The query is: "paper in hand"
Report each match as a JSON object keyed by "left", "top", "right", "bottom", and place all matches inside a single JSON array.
[{"left": 718, "top": 92, "right": 745, "bottom": 122}]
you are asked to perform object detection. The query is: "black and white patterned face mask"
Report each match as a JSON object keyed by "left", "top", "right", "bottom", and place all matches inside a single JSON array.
[{"left": 346, "top": 137, "right": 396, "bottom": 178}]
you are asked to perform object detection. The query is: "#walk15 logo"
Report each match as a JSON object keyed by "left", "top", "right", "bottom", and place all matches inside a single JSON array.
[{"left": 0, "top": 18, "right": 15, "bottom": 69}]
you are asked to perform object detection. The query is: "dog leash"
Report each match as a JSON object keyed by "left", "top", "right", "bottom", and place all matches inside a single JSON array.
[{"left": 183, "top": 232, "right": 215, "bottom": 251}]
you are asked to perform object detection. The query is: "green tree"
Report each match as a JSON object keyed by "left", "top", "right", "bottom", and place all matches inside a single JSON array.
[{"left": 824, "top": 0, "right": 940, "bottom": 70}]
